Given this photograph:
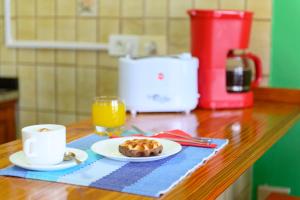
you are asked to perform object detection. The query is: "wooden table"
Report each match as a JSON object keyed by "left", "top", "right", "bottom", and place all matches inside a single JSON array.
[{"left": 1, "top": 87, "right": 300, "bottom": 200}]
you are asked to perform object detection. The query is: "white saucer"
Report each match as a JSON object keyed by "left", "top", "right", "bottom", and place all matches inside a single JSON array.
[
  {"left": 9, "top": 147, "right": 88, "bottom": 171},
  {"left": 91, "top": 137, "right": 182, "bottom": 162}
]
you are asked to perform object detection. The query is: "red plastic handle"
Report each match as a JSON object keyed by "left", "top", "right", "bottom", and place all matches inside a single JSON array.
[{"left": 244, "top": 53, "right": 263, "bottom": 87}]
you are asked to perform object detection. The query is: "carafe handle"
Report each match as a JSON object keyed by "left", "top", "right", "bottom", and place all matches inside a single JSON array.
[{"left": 244, "top": 53, "right": 262, "bottom": 87}]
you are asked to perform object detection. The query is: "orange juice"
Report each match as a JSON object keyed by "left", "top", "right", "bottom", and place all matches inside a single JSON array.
[{"left": 92, "top": 97, "right": 126, "bottom": 136}]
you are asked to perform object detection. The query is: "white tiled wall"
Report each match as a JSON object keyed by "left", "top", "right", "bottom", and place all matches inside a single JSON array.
[{"left": 217, "top": 168, "right": 253, "bottom": 200}]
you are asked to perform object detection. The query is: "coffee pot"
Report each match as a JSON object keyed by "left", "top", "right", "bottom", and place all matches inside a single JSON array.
[
  {"left": 188, "top": 9, "right": 262, "bottom": 109},
  {"left": 226, "top": 52, "right": 262, "bottom": 93}
]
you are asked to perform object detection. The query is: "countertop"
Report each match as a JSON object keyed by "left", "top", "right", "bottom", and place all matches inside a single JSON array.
[
  {"left": 0, "top": 90, "right": 18, "bottom": 104},
  {"left": 0, "top": 87, "right": 300, "bottom": 200}
]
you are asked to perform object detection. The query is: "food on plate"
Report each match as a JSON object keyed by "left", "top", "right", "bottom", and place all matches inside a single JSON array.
[{"left": 119, "top": 139, "right": 163, "bottom": 157}]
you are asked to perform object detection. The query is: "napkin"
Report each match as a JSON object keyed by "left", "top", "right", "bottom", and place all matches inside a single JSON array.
[
  {"left": 112, "top": 129, "right": 217, "bottom": 148},
  {"left": 151, "top": 129, "right": 217, "bottom": 148}
]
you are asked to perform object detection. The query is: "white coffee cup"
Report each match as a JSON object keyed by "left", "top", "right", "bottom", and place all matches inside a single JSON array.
[{"left": 22, "top": 124, "right": 66, "bottom": 165}]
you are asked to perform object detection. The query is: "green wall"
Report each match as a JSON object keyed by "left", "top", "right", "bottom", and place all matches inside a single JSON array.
[
  {"left": 253, "top": 0, "right": 300, "bottom": 199},
  {"left": 253, "top": 123, "right": 300, "bottom": 197},
  {"left": 270, "top": 0, "right": 300, "bottom": 88}
]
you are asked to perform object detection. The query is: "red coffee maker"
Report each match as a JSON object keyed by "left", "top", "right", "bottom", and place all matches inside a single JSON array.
[{"left": 188, "top": 10, "right": 262, "bottom": 109}]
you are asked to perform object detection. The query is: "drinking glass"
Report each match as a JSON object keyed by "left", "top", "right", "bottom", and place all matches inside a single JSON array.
[{"left": 92, "top": 96, "right": 126, "bottom": 136}]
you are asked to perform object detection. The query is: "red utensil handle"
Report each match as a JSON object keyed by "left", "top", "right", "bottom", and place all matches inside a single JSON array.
[{"left": 179, "top": 142, "right": 217, "bottom": 148}]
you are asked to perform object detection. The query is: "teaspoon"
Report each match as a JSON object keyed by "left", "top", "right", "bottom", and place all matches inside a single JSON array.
[{"left": 63, "top": 152, "right": 81, "bottom": 164}]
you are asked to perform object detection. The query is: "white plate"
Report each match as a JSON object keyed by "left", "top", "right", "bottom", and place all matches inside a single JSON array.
[
  {"left": 91, "top": 137, "right": 182, "bottom": 162},
  {"left": 9, "top": 147, "right": 88, "bottom": 171}
]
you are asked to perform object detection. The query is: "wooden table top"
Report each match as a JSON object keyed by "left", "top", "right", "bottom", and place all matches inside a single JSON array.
[{"left": 1, "top": 87, "right": 300, "bottom": 200}]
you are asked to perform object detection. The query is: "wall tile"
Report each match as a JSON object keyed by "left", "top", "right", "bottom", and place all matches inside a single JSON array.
[
  {"left": 145, "top": 19, "right": 167, "bottom": 35},
  {"left": 249, "top": 21, "right": 271, "bottom": 76},
  {"left": 77, "top": 19, "right": 97, "bottom": 42},
  {"left": 57, "top": 67, "right": 76, "bottom": 112},
  {"left": 77, "top": 51, "right": 97, "bottom": 67},
  {"left": 236, "top": 185, "right": 251, "bottom": 200},
  {"left": 216, "top": 192, "right": 226, "bottom": 200},
  {"left": 10, "top": 19, "right": 17, "bottom": 39},
  {"left": 96, "top": 68, "right": 118, "bottom": 96},
  {"left": 232, "top": 168, "right": 252, "bottom": 198},
  {"left": 19, "top": 110, "right": 37, "bottom": 129},
  {"left": 19, "top": 65, "right": 36, "bottom": 109},
  {"left": 168, "top": 20, "right": 190, "bottom": 54},
  {"left": 0, "top": 46, "right": 16, "bottom": 63},
  {"left": 99, "top": 0, "right": 120, "bottom": 17},
  {"left": 37, "top": 0, "right": 55, "bottom": 17},
  {"left": 122, "top": 19, "right": 143, "bottom": 35},
  {"left": 17, "top": 18, "right": 35, "bottom": 40},
  {"left": 195, "top": 0, "right": 219, "bottom": 9},
  {"left": 98, "top": 52, "right": 118, "bottom": 68},
  {"left": 36, "top": 18, "right": 55, "bottom": 40},
  {"left": 122, "top": 0, "right": 144, "bottom": 18},
  {"left": 223, "top": 186, "right": 234, "bottom": 200},
  {"left": 38, "top": 112, "right": 56, "bottom": 124},
  {"left": 0, "top": 19, "right": 3, "bottom": 44},
  {"left": 216, "top": 167, "right": 252, "bottom": 199},
  {"left": 36, "top": 50, "right": 55, "bottom": 64},
  {"left": 247, "top": 0, "right": 272, "bottom": 19},
  {"left": 220, "top": 0, "right": 245, "bottom": 10},
  {"left": 77, "top": 68, "right": 96, "bottom": 113},
  {"left": 145, "top": 0, "right": 167, "bottom": 17},
  {"left": 17, "top": 0, "right": 35, "bottom": 17},
  {"left": 77, "top": 114, "right": 90, "bottom": 121},
  {"left": 10, "top": 0, "right": 16, "bottom": 17},
  {"left": 0, "top": 0, "right": 3, "bottom": 16},
  {"left": 57, "top": 0, "right": 76, "bottom": 16},
  {"left": 56, "top": 19, "right": 76, "bottom": 41},
  {"left": 99, "top": 19, "right": 119, "bottom": 43},
  {"left": 57, "top": 113, "right": 76, "bottom": 125},
  {"left": 0, "top": 64, "right": 17, "bottom": 77},
  {"left": 56, "top": 50, "right": 76, "bottom": 65},
  {"left": 17, "top": 50, "right": 36, "bottom": 64},
  {"left": 169, "top": 0, "right": 192, "bottom": 18},
  {"left": 37, "top": 66, "right": 56, "bottom": 111}
]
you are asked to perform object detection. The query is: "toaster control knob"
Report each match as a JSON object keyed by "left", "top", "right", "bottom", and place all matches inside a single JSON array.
[{"left": 178, "top": 53, "right": 192, "bottom": 60}]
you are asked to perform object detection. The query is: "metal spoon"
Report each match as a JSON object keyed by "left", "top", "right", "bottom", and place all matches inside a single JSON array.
[{"left": 63, "top": 152, "right": 81, "bottom": 164}]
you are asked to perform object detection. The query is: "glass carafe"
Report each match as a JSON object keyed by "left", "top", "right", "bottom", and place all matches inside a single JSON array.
[{"left": 226, "top": 53, "right": 262, "bottom": 93}]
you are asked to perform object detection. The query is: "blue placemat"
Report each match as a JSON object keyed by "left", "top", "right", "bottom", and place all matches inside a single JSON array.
[{"left": 0, "top": 132, "right": 228, "bottom": 198}]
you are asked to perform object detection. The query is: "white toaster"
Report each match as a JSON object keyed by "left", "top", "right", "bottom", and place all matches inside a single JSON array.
[{"left": 118, "top": 53, "right": 199, "bottom": 116}]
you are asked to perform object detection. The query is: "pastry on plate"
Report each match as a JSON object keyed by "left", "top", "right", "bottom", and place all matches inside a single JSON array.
[{"left": 119, "top": 139, "right": 163, "bottom": 157}]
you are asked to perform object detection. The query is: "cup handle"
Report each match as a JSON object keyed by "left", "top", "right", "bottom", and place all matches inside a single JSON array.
[
  {"left": 244, "top": 53, "right": 263, "bottom": 88},
  {"left": 24, "top": 138, "right": 37, "bottom": 158}
]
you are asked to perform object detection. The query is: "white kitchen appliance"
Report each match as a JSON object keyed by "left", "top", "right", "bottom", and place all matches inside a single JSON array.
[{"left": 118, "top": 53, "right": 199, "bottom": 116}]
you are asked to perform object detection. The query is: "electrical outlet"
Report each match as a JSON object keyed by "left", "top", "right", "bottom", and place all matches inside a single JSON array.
[
  {"left": 108, "top": 35, "right": 166, "bottom": 57},
  {"left": 139, "top": 35, "right": 167, "bottom": 56},
  {"left": 108, "top": 35, "right": 139, "bottom": 56}
]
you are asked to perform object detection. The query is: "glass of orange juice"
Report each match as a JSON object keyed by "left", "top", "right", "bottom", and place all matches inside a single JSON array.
[{"left": 92, "top": 96, "right": 126, "bottom": 136}]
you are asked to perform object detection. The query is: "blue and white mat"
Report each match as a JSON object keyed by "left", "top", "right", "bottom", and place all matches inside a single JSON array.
[{"left": 0, "top": 133, "right": 228, "bottom": 198}]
